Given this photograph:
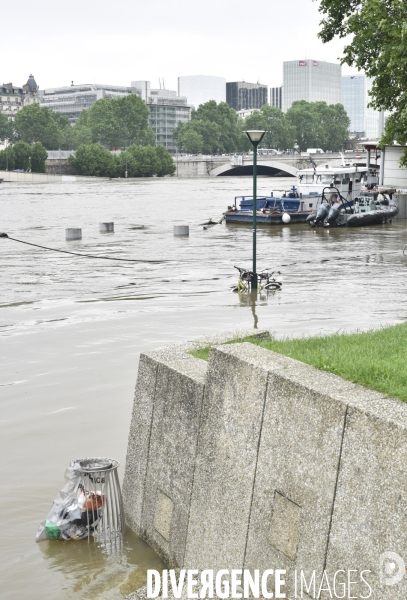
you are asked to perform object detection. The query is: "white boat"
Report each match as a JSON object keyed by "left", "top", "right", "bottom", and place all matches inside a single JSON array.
[{"left": 296, "top": 163, "right": 368, "bottom": 212}]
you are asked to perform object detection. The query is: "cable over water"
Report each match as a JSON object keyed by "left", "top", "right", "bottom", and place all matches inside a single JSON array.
[{"left": 0, "top": 233, "right": 172, "bottom": 263}]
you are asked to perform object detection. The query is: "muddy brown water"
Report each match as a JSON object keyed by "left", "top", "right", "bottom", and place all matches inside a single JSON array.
[{"left": 1, "top": 177, "right": 407, "bottom": 599}]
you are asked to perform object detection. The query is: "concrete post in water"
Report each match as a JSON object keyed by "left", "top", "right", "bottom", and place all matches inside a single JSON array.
[
  {"left": 99, "top": 222, "right": 114, "bottom": 233},
  {"left": 65, "top": 228, "right": 82, "bottom": 240},
  {"left": 174, "top": 225, "right": 189, "bottom": 236}
]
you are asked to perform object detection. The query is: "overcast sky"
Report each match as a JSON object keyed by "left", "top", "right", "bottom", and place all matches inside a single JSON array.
[{"left": 2, "top": 0, "right": 357, "bottom": 92}]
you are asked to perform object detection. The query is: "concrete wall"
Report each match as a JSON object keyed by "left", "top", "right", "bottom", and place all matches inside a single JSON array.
[
  {"left": 0, "top": 170, "right": 109, "bottom": 183},
  {"left": 382, "top": 146, "right": 407, "bottom": 189},
  {"left": 45, "top": 159, "right": 77, "bottom": 175},
  {"left": 394, "top": 194, "right": 407, "bottom": 219},
  {"left": 124, "top": 334, "right": 407, "bottom": 599}
]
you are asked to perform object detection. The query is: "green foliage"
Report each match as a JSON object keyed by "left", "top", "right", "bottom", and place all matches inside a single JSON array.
[
  {"left": 173, "top": 101, "right": 246, "bottom": 154},
  {"left": 0, "top": 140, "right": 46, "bottom": 172},
  {"left": 243, "top": 105, "right": 296, "bottom": 151},
  {"left": 190, "top": 322, "right": 407, "bottom": 402},
  {"left": 70, "top": 143, "right": 175, "bottom": 178},
  {"left": 0, "top": 146, "right": 15, "bottom": 170},
  {"left": 68, "top": 144, "right": 117, "bottom": 177},
  {"left": 31, "top": 142, "right": 48, "bottom": 173},
  {"left": 154, "top": 146, "right": 176, "bottom": 177},
  {"left": 178, "top": 128, "right": 204, "bottom": 154},
  {"left": 286, "top": 100, "right": 350, "bottom": 151},
  {"left": 13, "top": 141, "right": 32, "bottom": 170},
  {"left": 0, "top": 113, "right": 12, "bottom": 142},
  {"left": 13, "top": 104, "right": 60, "bottom": 148},
  {"left": 317, "top": 0, "right": 407, "bottom": 163},
  {"left": 78, "top": 95, "right": 155, "bottom": 149}
]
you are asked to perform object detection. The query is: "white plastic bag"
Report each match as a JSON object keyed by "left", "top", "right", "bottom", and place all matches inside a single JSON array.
[{"left": 36, "top": 461, "right": 105, "bottom": 541}]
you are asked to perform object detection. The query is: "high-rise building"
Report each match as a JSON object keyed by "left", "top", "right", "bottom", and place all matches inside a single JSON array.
[
  {"left": 282, "top": 60, "right": 341, "bottom": 112},
  {"left": 39, "top": 80, "right": 191, "bottom": 153},
  {"left": 270, "top": 86, "right": 282, "bottom": 110},
  {"left": 39, "top": 83, "right": 137, "bottom": 123},
  {"left": 341, "top": 74, "right": 384, "bottom": 139},
  {"left": 132, "top": 81, "right": 191, "bottom": 153},
  {"left": 177, "top": 75, "right": 226, "bottom": 109},
  {"left": 226, "top": 82, "right": 268, "bottom": 111}
]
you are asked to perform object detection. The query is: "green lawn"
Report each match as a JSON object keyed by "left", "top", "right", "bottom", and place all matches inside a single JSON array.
[{"left": 190, "top": 323, "right": 407, "bottom": 401}]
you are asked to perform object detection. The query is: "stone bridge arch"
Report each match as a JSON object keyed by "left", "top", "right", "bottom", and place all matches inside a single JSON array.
[{"left": 210, "top": 160, "right": 299, "bottom": 177}]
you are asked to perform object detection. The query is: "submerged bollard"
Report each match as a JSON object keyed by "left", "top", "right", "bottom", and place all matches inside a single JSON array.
[
  {"left": 66, "top": 228, "right": 82, "bottom": 240},
  {"left": 174, "top": 225, "right": 189, "bottom": 236},
  {"left": 99, "top": 222, "right": 114, "bottom": 233}
]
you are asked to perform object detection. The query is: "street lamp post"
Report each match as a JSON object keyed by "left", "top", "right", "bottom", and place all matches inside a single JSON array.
[{"left": 244, "top": 130, "right": 266, "bottom": 290}]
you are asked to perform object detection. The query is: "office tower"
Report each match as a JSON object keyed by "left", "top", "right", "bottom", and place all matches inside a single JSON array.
[
  {"left": 132, "top": 81, "right": 191, "bottom": 153},
  {"left": 226, "top": 82, "right": 268, "bottom": 111},
  {"left": 270, "top": 86, "right": 282, "bottom": 109},
  {"left": 39, "top": 83, "right": 136, "bottom": 123},
  {"left": 282, "top": 60, "right": 341, "bottom": 112},
  {"left": 341, "top": 74, "right": 384, "bottom": 139}
]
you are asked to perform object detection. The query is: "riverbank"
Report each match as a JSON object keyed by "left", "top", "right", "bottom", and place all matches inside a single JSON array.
[
  {"left": 3, "top": 177, "right": 407, "bottom": 599},
  {"left": 190, "top": 322, "right": 407, "bottom": 401},
  {"left": 124, "top": 332, "right": 407, "bottom": 598}
]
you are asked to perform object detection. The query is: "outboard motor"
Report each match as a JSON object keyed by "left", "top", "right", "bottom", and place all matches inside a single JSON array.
[
  {"left": 314, "top": 202, "right": 330, "bottom": 225},
  {"left": 325, "top": 203, "right": 341, "bottom": 226}
]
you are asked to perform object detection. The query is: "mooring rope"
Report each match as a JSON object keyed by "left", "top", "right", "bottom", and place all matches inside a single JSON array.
[{"left": 0, "top": 233, "right": 165, "bottom": 263}]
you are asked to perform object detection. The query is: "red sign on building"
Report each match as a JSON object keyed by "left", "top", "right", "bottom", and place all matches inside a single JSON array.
[
  {"left": 299, "top": 60, "right": 307, "bottom": 66},
  {"left": 313, "top": 60, "right": 318, "bottom": 66}
]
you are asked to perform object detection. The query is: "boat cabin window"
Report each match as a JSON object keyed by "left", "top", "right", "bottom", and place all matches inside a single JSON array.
[
  {"left": 342, "top": 176, "right": 350, "bottom": 184},
  {"left": 321, "top": 175, "right": 332, "bottom": 184},
  {"left": 334, "top": 178, "right": 341, "bottom": 185},
  {"left": 302, "top": 174, "right": 314, "bottom": 183}
]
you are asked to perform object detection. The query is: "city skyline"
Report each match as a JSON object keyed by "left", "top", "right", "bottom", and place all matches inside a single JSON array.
[{"left": 1, "top": 0, "right": 357, "bottom": 92}]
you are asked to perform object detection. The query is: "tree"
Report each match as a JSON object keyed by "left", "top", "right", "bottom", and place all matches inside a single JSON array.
[
  {"left": 50, "top": 112, "right": 76, "bottom": 150},
  {"left": 126, "top": 146, "right": 160, "bottom": 177},
  {"left": 70, "top": 143, "right": 175, "bottom": 178},
  {"left": 175, "top": 127, "right": 203, "bottom": 154},
  {"left": 314, "top": 102, "right": 350, "bottom": 151},
  {"left": 73, "top": 110, "right": 93, "bottom": 147},
  {"left": 31, "top": 142, "right": 48, "bottom": 173},
  {"left": 13, "top": 141, "right": 32, "bottom": 170},
  {"left": 286, "top": 101, "right": 324, "bottom": 151},
  {"left": 82, "top": 95, "right": 155, "bottom": 149},
  {"left": 317, "top": 0, "right": 407, "bottom": 163},
  {"left": 68, "top": 144, "right": 117, "bottom": 177},
  {"left": 286, "top": 100, "right": 349, "bottom": 151},
  {"left": 155, "top": 146, "right": 176, "bottom": 177},
  {"left": 111, "top": 94, "right": 155, "bottom": 147},
  {"left": 0, "top": 146, "right": 15, "bottom": 170},
  {"left": 0, "top": 113, "right": 11, "bottom": 142},
  {"left": 13, "top": 104, "right": 60, "bottom": 148},
  {"left": 173, "top": 101, "right": 246, "bottom": 155},
  {"left": 243, "top": 106, "right": 296, "bottom": 151}
]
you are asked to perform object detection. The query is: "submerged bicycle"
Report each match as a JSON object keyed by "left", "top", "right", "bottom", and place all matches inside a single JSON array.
[{"left": 232, "top": 266, "right": 282, "bottom": 292}]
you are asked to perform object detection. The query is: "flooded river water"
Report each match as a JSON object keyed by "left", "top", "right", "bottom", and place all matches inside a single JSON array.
[{"left": 1, "top": 176, "right": 407, "bottom": 600}]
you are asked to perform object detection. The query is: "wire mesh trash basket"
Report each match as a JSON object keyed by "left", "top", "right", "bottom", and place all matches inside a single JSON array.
[{"left": 36, "top": 457, "right": 125, "bottom": 546}]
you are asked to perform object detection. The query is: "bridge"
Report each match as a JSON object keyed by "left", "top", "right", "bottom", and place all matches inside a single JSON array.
[{"left": 174, "top": 152, "right": 359, "bottom": 178}]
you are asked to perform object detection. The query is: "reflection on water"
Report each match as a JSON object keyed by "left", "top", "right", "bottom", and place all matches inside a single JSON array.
[
  {"left": 38, "top": 528, "right": 164, "bottom": 599},
  {"left": 236, "top": 289, "right": 281, "bottom": 329},
  {"left": 1, "top": 177, "right": 407, "bottom": 600}
]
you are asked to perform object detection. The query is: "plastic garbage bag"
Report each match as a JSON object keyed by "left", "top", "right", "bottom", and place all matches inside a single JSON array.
[{"left": 36, "top": 460, "right": 105, "bottom": 542}]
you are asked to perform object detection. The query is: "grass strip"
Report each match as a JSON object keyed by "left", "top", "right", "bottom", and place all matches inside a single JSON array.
[{"left": 190, "top": 323, "right": 407, "bottom": 402}]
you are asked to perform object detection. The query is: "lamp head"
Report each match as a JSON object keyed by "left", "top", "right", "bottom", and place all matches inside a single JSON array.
[{"left": 244, "top": 130, "right": 266, "bottom": 145}]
